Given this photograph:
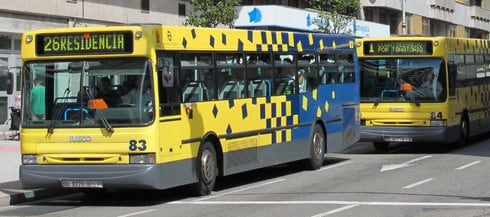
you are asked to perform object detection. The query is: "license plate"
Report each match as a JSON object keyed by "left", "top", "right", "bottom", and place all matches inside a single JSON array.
[
  {"left": 61, "top": 180, "right": 103, "bottom": 188},
  {"left": 384, "top": 137, "right": 413, "bottom": 142}
]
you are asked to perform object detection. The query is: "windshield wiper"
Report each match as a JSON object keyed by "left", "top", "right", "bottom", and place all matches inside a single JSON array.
[
  {"left": 83, "top": 87, "right": 114, "bottom": 134},
  {"left": 48, "top": 88, "right": 71, "bottom": 134},
  {"left": 372, "top": 99, "right": 380, "bottom": 108},
  {"left": 405, "top": 92, "right": 420, "bottom": 107},
  {"left": 409, "top": 96, "right": 420, "bottom": 107}
]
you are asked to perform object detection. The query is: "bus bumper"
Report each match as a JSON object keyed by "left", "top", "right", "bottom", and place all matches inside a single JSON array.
[
  {"left": 19, "top": 161, "right": 196, "bottom": 190},
  {"left": 359, "top": 126, "right": 455, "bottom": 143}
]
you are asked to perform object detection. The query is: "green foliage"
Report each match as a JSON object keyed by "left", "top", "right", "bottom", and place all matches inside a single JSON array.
[
  {"left": 307, "top": 0, "right": 360, "bottom": 17},
  {"left": 314, "top": 11, "right": 355, "bottom": 34},
  {"left": 307, "top": 0, "right": 360, "bottom": 34},
  {"left": 184, "top": 0, "right": 240, "bottom": 28}
]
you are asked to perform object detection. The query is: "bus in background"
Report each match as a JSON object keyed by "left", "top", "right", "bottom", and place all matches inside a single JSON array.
[
  {"left": 19, "top": 25, "right": 359, "bottom": 196},
  {"left": 356, "top": 37, "right": 490, "bottom": 150}
]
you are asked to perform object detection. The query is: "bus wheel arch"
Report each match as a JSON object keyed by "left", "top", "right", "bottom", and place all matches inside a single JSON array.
[
  {"left": 193, "top": 133, "right": 220, "bottom": 196},
  {"left": 303, "top": 120, "right": 326, "bottom": 170},
  {"left": 202, "top": 132, "right": 223, "bottom": 176}
]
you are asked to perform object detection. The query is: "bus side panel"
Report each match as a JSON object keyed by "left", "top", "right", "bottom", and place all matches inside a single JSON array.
[{"left": 222, "top": 138, "right": 309, "bottom": 176}]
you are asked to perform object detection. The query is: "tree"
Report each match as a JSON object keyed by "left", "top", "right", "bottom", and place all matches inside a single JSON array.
[
  {"left": 307, "top": 0, "right": 360, "bottom": 34},
  {"left": 184, "top": 0, "right": 240, "bottom": 28}
]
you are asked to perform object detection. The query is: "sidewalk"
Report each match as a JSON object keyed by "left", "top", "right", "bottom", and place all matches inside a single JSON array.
[{"left": 0, "top": 138, "right": 70, "bottom": 207}]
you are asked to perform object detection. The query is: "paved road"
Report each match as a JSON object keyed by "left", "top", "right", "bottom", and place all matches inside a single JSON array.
[{"left": 1, "top": 138, "right": 490, "bottom": 217}]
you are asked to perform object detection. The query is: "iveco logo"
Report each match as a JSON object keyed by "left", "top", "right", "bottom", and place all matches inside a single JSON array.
[
  {"left": 70, "top": 136, "right": 92, "bottom": 142},
  {"left": 389, "top": 108, "right": 405, "bottom": 112}
]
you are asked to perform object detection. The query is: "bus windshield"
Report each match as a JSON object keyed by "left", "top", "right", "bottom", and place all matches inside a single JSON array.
[
  {"left": 360, "top": 58, "right": 446, "bottom": 103},
  {"left": 22, "top": 58, "right": 154, "bottom": 129}
]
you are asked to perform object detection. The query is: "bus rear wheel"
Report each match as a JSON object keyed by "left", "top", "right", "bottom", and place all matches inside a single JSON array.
[
  {"left": 193, "top": 141, "right": 217, "bottom": 196},
  {"left": 303, "top": 124, "right": 325, "bottom": 170}
]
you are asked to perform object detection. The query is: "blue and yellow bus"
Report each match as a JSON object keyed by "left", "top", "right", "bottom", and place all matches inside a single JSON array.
[
  {"left": 20, "top": 25, "right": 359, "bottom": 195},
  {"left": 357, "top": 37, "right": 490, "bottom": 150}
]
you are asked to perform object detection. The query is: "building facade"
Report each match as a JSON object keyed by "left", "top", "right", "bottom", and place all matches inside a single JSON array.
[
  {"left": 0, "top": 0, "right": 489, "bottom": 124},
  {"left": 361, "top": 0, "right": 490, "bottom": 38}
]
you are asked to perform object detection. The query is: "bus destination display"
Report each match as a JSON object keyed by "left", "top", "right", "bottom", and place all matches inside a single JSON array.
[
  {"left": 36, "top": 32, "right": 133, "bottom": 56},
  {"left": 364, "top": 41, "right": 433, "bottom": 55}
]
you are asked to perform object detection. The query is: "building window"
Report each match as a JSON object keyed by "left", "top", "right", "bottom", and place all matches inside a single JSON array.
[
  {"left": 379, "top": 12, "right": 388, "bottom": 25},
  {"left": 240, "top": 0, "right": 254, "bottom": 5},
  {"left": 0, "top": 35, "right": 11, "bottom": 50},
  {"left": 422, "top": 17, "right": 430, "bottom": 36},
  {"left": 66, "top": 0, "right": 77, "bottom": 3},
  {"left": 406, "top": 14, "right": 411, "bottom": 35},
  {"left": 288, "top": 0, "right": 299, "bottom": 7},
  {"left": 178, "top": 3, "right": 186, "bottom": 16},
  {"left": 470, "top": 0, "right": 482, "bottom": 6},
  {"left": 141, "top": 0, "right": 150, "bottom": 13},
  {"left": 364, "top": 8, "right": 373, "bottom": 21},
  {"left": 389, "top": 12, "right": 398, "bottom": 35},
  {"left": 448, "top": 24, "right": 456, "bottom": 37}
]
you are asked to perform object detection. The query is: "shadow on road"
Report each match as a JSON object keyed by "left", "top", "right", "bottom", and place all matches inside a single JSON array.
[{"left": 343, "top": 131, "right": 490, "bottom": 156}]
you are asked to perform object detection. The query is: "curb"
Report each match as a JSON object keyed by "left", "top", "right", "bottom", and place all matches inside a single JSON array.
[{"left": 0, "top": 187, "right": 73, "bottom": 207}]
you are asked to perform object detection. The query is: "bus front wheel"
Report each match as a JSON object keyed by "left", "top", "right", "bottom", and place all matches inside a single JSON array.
[
  {"left": 193, "top": 141, "right": 217, "bottom": 196},
  {"left": 303, "top": 124, "right": 325, "bottom": 170}
]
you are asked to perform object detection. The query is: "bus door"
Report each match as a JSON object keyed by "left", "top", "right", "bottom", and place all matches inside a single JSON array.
[{"left": 157, "top": 55, "right": 183, "bottom": 159}]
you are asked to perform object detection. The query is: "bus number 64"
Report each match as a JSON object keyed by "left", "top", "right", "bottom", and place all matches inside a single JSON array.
[
  {"left": 129, "top": 139, "right": 147, "bottom": 151},
  {"left": 430, "top": 112, "right": 443, "bottom": 120}
]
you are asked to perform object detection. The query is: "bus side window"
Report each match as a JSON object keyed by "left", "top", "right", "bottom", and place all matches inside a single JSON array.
[
  {"left": 157, "top": 54, "right": 181, "bottom": 116},
  {"left": 338, "top": 53, "right": 355, "bottom": 83},
  {"left": 319, "top": 53, "right": 338, "bottom": 84},
  {"left": 217, "top": 53, "right": 245, "bottom": 100},
  {"left": 448, "top": 61, "right": 457, "bottom": 96}
]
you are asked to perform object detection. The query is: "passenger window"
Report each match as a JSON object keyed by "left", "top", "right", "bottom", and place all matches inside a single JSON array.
[
  {"left": 319, "top": 54, "right": 338, "bottom": 84},
  {"left": 216, "top": 53, "right": 245, "bottom": 100}
]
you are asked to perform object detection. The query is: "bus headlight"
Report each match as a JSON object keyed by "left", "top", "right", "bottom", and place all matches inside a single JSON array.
[
  {"left": 129, "top": 153, "right": 156, "bottom": 164},
  {"left": 22, "top": 155, "right": 38, "bottom": 164},
  {"left": 430, "top": 120, "right": 446, "bottom": 127}
]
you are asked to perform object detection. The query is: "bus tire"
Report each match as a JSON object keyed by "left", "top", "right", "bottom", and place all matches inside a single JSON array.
[
  {"left": 373, "top": 142, "right": 389, "bottom": 151},
  {"left": 193, "top": 141, "right": 217, "bottom": 196},
  {"left": 458, "top": 115, "right": 470, "bottom": 147},
  {"left": 303, "top": 124, "right": 325, "bottom": 170}
]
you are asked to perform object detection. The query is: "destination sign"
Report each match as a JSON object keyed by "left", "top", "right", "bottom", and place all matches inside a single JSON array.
[
  {"left": 364, "top": 41, "right": 433, "bottom": 55},
  {"left": 36, "top": 32, "right": 133, "bottom": 56}
]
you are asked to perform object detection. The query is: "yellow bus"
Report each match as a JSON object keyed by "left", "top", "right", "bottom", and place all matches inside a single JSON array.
[
  {"left": 356, "top": 37, "right": 490, "bottom": 150},
  {"left": 19, "top": 25, "right": 360, "bottom": 195}
]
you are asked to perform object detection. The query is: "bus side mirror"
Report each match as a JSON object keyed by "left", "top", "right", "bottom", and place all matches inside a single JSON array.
[{"left": 6, "top": 71, "right": 13, "bottom": 95}]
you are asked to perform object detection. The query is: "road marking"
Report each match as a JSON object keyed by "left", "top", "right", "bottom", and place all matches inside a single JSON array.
[
  {"left": 189, "top": 179, "right": 286, "bottom": 202},
  {"left": 311, "top": 204, "right": 359, "bottom": 217},
  {"left": 171, "top": 200, "right": 490, "bottom": 207},
  {"left": 455, "top": 161, "right": 481, "bottom": 170},
  {"left": 380, "top": 155, "right": 432, "bottom": 172},
  {"left": 319, "top": 160, "right": 355, "bottom": 171},
  {"left": 403, "top": 178, "right": 434, "bottom": 189},
  {"left": 118, "top": 209, "right": 157, "bottom": 217}
]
